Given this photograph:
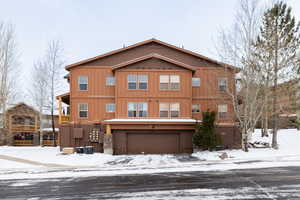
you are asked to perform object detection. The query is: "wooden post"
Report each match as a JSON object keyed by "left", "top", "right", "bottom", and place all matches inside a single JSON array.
[
  {"left": 106, "top": 124, "right": 111, "bottom": 134},
  {"left": 104, "top": 124, "right": 113, "bottom": 154},
  {"left": 58, "top": 97, "right": 62, "bottom": 124}
]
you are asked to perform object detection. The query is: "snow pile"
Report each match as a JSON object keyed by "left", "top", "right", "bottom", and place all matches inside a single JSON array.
[
  {"left": 126, "top": 154, "right": 180, "bottom": 166},
  {"left": 0, "top": 129, "right": 300, "bottom": 180},
  {"left": 192, "top": 129, "right": 300, "bottom": 162}
]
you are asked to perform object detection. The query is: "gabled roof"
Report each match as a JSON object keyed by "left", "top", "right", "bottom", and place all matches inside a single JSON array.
[
  {"left": 112, "top": 53, "right": 196, "bottom": 72},
  {"left": 65, "top": 38, "right": 237, "bottom": 71},
  {"left": 6, "top": 102, "right": 39, "bottom": 114}
]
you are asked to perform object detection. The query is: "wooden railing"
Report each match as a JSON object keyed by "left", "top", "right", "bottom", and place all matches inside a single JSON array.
[
  {"left": 60, "top": 115, "right": 70, "bottom": 124},
  {"left": 11, "top": 124, "right": 38, "bottom": 132},
  {"left": 43, "top": 139, "right": 58, "bottom": 146},
  {"left": 14, "top": 140, "right": 34, "bottom": 146}
]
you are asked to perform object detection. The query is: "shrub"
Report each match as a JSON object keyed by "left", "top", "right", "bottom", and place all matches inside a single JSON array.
[{"left": 193, "top": 111, "right": 222, "bottom": 150}]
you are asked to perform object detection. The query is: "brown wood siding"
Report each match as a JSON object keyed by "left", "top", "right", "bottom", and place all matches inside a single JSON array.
[
  {"left": 84, "top": 42, "right": 220, "bottom": 68},
  {"left": 67, "top": 41, "right": 236, "bottom": 124}
]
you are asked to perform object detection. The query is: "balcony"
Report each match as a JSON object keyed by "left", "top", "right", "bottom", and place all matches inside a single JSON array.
[
  {"left": 57, "top": 92, "right": 71, "bottom": 124},
  {"left": 11, "top": 124, "right": 38, "bottom": 132},
  {"left": 61, "top": 115, "right": 71, "bottom": 124}
]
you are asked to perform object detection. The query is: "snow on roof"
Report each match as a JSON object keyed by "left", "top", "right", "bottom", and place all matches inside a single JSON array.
[
  {"left": 42, "top": 128, "right": 59, "bottom": 132},
  {"left": 279, "top": 113, "right": 297, "bottom": 117},
  {"left": 104, "top": 118, "right": 199, "bottom": 123}
]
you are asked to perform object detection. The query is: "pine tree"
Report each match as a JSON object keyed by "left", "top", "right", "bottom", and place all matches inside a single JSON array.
[
  {"left": 193, "top": 111, "right": 222, "bottom": 150},
  {"left": 254, "top": 1, "right": 300, "bottom": 149}
]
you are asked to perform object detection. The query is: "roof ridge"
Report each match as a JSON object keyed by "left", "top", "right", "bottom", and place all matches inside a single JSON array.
[{"left": 65, "top": 38, "right": 237, "bottom": 71}]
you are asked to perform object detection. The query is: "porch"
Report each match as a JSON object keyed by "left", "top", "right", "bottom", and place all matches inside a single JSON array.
[{"left": 57, "top": 93, "right": 70, "bottom": 124}]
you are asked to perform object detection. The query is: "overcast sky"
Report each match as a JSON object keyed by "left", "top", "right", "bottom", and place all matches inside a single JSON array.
[{"left": 0, "top": 0, "right": 299, "bottom": 102}]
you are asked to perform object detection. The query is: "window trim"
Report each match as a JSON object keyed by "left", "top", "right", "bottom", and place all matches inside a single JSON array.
[
  {"left": 192, "top": 104, "right": 201, "bottom": 113},
  {"left": 218, "top": 104, "right": 228, "bottom": 119},
  {"left": 159, "top": 75, "right": 180, "bottom": 91},
  {"left": 127, "top": 102, "right": 148, "bottom": 117},
  {"left": 218, "top": 77, "right": 228, "bottom": 92},
  {"left": 106, "top": 76, "right": 115, "bottom": 86},
  {"left": 192, "top": 77, "right": 201, "bottom": 87},
  {"left": 78, "top": 76, "right": 88, "bottom": 91},
  {"left": 159, "top": 102, "right": 180, "bottom": 118},
  {"left": 127, "top": 74, "right": 148, "bottom": 90},
  {"left": 106, "top": 104, "right": 115, "bottom": 113},
  {"left": 78, "top": 103, "right": 88, "bottom": 118}
]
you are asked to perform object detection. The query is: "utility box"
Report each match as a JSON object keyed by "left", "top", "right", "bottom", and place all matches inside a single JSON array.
[{"left": 62, "top": 147, "right": 74, "bottom": 154}]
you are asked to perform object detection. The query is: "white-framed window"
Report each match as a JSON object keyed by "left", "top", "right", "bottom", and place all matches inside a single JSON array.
[
  {"left": 170, "top": 103, "right": 180, "bottom": 117},
  {"left": 218, "top": 78, "right": 227, "bottom": 92},
  {"left": 192, "top": 104, "right": 200, "bottom": 113},
  {"left": 106, "top": 104, "right": 115, "bottom": 113},
  {"left": 78, "top": 76, "right": 88, "bottom": 91},
  {"left": 159, "top": 103, "right": 180, "bottom": 118},
  {"left": 106, "top": 76, "right": 115, "bottom": 86},
  {"left": 128, "top": 102, "right": 148, "bottom": 117},
  {"left": 138, "top": 75, "right": 148, "bottom": 89},
  {"left": 159, "top": 103, "right": 169, "bottom": 118},
  {"left": 78, "top": 103, "right": 88, "bottom": 118},
  {"left": 218, "top": 104, "right": 228, "bottom": 119},
  {"left": 192, "top": 78, "right": 201, "bottom": 87},
  {"left": 128, "top": 74, "right": 148, "bottom": 90},
  {"left": 160, "top": 75, "right": 180, "bottom": 90}
]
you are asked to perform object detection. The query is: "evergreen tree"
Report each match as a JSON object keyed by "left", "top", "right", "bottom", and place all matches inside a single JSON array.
[
  {"left": 193, "top": 111, "right": 222, "bottom": 150},
  {"left": 254, "top": 1, "right": 300, "bottom": 149}
]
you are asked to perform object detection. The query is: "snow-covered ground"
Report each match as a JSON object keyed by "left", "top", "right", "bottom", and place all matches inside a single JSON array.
[{"left": 0, "top": 129, "right": 300, "bottom": 180}]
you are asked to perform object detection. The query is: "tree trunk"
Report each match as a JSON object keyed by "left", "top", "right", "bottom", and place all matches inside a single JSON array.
[
  {"left": 272, "top": 18, "right": 279, "bottom": 150},
  {"left": 241, "top": 129, "right": 249, "bottom": 152},
  {"left": 51, "top": 108, "right": 56, "bottom": 147}
]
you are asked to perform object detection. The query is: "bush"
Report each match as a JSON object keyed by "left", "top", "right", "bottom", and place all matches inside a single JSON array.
[{"left": 193, "top": 111, "right": 222, "bottom": 150}]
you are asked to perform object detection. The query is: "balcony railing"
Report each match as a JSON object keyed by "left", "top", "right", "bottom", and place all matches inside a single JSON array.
[
  {"left": 14, "top": 140, "right": 34, "bottom": 146},
  {"left": 60, "top": 115, "right": 71, "bottom": 124},
  {"left": 11, "top": 124, "right": 38, "bottom": 132}
]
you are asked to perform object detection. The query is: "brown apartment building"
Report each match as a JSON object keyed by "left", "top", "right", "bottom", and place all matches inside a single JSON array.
[
  {"left": 0, "top": 103, "right": 59, "bottom": 146},
  {"left": 58, "top": 39, "right": 240, "bottom": 155}
]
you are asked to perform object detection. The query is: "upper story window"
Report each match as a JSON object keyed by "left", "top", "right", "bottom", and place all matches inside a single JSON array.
[
  {"left": 78, "top": 103, "right": 88, "bottom": 118},
  {"left": 218, "top": 78, "right": 228, "bottom": 92},
  {"left": 106, "top": 104, "right": 115, "bottom": 113},
  {"left": 192, "top": 104, "right": 200, "bottom": 113},
  {"left": 128, "top": 74, "right": 148, "bottom": 90},
  {"left": 160, "top": 75, "right": 180, "bottom": 90},
  {"left": 78, "top": 76, "right": 88, "bottom": 91},
  {"left": 106, "top": 76, "right": 115, "bottom": 86},
  {"left": 192, "top": 78, "right": 201, "bottom": 87},
  {"left": 218, "top": 104, "right": 227, "bottom": 119},
  {"left": 159, "top": 103, "right": 180, "bottom": 118},
  {"left": 128, "top": 102, "right": 148, "bottom": 117}
]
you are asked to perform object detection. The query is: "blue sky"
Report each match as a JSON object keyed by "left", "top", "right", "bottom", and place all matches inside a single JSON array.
[{"left": 0, "top": 0, "right": 299, "bottom": 99}]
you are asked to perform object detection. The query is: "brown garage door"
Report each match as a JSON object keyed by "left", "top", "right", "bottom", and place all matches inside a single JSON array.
[{"left": 127, "top": 132, "right": 179, "bottom": 154}]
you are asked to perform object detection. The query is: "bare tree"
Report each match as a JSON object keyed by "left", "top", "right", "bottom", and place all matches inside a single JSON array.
[
  {"left": 0, "top": 22, "right": 19, "bottom": 144},
  {"left": 216, "top": 0, "right": 266, "bottom": 151},
  {"left": 31, "top": 40, "right": 64, "bottom": 146},
  {"left": 31, "top": 60, "right": 49, "bottom": 146}
]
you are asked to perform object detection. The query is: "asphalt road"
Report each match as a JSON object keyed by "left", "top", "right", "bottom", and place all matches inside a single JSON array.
[{"left": 1, "top": 166, "right": 300, "bottom": 200}]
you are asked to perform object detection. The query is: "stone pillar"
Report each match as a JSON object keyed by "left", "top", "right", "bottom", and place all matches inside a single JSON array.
[{"left": 103, "top": 124, "right": 113, "bottom": 154}]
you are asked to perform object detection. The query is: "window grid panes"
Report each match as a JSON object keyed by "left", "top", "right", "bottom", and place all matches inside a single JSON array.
[
  {"left": 192, "top": 104, "right": 200, "bottom": 113},
  {"left": 128, "top": 74, "right": 148, "bottom": 90},
  {"left": 160, "top": 75, "right": 180, "bottom": 90},
  {"left": 78, "top": 76, "right": 88, "bottom": 91},
  {"left": 106, "top": 104, "right": 115, "bottom": 113},
  {"left": 218, "top": 78, "right": 227, "bottom": 92},
  {"left": 79, "top": 103, "right": 88, "bottom": 118},
  {"left": 159, "top": 103, "right": 180, "bottom": 118},
  {"left": 128, "top": 102, "right": 148, "bottom": 117},
  {"left": 106, "top": 76, "right": 115, "bottom": 86},
  {"left": 218, "top": 104, "right": 227, "bottom": 119},
  {"left": 192, "top": 78, "right": 201, "bottom": 87}
]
